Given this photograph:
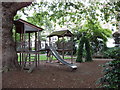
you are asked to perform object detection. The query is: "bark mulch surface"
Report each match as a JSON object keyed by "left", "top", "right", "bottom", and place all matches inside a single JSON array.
[{"left": 2, "top": 60, "right": 110, "bottom": 88}]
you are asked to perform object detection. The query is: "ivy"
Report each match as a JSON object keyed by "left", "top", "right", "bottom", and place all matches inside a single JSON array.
[
  {"left": 76, "top": 35, "right": 92, "bottom": 63},
  {"left": 98, "top": 47, "right": 120, "bottom": 88}
]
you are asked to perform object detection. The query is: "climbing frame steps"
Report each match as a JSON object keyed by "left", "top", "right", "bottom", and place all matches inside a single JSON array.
[{"left": 21, "top": 52, "right": 38, "bottom": 73}]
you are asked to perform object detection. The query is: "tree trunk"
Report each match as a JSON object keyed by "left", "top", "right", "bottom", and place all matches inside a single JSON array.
[{"left": 1, "top": 2, "right": 32, "bottom": 71}]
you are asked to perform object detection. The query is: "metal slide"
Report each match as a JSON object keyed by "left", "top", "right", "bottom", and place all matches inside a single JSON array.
[{"left": 48, "top": 44, "right": 77, "bottom": 70}]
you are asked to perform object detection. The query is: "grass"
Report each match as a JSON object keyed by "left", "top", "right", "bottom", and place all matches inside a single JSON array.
[{"left": 17, "top": 54, "right": 73, "bottom": 62}]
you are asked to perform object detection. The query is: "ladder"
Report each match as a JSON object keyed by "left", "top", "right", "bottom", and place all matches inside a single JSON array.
[{"left": 22, "top": 53, "right": 37, "bottom": 73}]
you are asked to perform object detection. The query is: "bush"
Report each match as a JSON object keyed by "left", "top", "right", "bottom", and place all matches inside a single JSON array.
[
  {"left": 103, "top": 47, "right": 120, "bottom": 59},
  {"left": 98, "top": 47, "right": 120, "bottom": 88},
  {"left": 76, "top": 36, "right": 92, "bottom": 62}
]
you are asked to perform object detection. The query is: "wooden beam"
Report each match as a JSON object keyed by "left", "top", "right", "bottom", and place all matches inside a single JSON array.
[
  {"left": 71, "top": 36, "right": 74, "bottom": 64},
  {"left": 21, "top": 33, "right": 24, "bottom": 66},
  {"left": 35, "top": 32, "right": 37, "bottom": 67},
  {"left": 37, "top": 31, "right": 40, "bottom": 66},
  {"left": 28, "top": 33, "right": 31, "bottom": 66},
  {"left": 20, "top": 33, "right": 22, "bottom": 65},
  {"left": 62, "top": 37, "right": 64, "bottom": 59},
  {"left": 35, "top": 32, "right": 37, "bottom": 51}
]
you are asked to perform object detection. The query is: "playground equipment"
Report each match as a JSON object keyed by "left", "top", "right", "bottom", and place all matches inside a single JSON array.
[
  {"left": 48, "top": 44, "right": 77, "bottom": 70},
  {"left": 47, "top": 30, "right": 77, "bottom": 69},
  {"left": 14, "top": 19, "right": 77, "bottom": 72},
  {"left": 14, "top": 19, "right": 44, "bottom": 72},
  {"left": 47, "top": 30, "right": 74, "bottom": 63}
]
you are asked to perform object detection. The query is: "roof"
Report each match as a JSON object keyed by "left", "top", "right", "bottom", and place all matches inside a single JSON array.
[
  {"left": 47, "top": 30, "right": 74, "bottom": 37},
  {"left": 14, "top": 19, "right": 44, "bottom": 33}
]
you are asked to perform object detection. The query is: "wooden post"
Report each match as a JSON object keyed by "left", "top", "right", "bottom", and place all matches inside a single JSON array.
[
  {"left": 62, "top": 37, "right": 65, "bottom": 59},
  {"left": 28, "top": 33, "right": 31, "bottom": 66},
  {"left": 49, "top": 37, "right": 51, "bottom": 61},
  {"left": 28, "top": 33, "right": 31, "bottom": 51},
  {"left": 38, "top": 31, "right": 41, "bottom": 49},
  {"left": 20, "top": 33, "right": 22, "bottom": 65},
  {"left": 23, "top": 30, "right": 26, "bottom": 67},
  {"left": 57, "top": 37, "right": 60, "bottom": 63},
  {"left": 21, "top": 33, "right": 24, "bottom": 66},
  {"left": 35, "top": 32, "right": 37, "bottom": 67},
  {"left": 71, "top": 36, "right": 73, "bottom": 64},
  {"left": 38, "top": 31, "right": 40, "bottom": 66},
  {"left": 58, "top": 36, "right": 59, "bottom": 49},
  {"left": 23, "top": 30, "right": 26, "bottom": 51}
]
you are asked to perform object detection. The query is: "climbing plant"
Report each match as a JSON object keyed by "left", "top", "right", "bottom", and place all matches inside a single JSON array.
[{"left": 76, "top": 35, "right": 92, "bottom": 63}]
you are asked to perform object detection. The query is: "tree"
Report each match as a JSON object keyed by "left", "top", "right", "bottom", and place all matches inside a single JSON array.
[
  {"left": 98, "top": 1, "right": 120, "bottom": 88},
  {"left": 79, "top": 19, "right": 112, "bottom": 53},
  {"left": 75, "top": 18, "right": 112, "bottom": 62},
  {"left": 2, "top": 2, "right": 32, "bottom": 71},
  {"left": 76, "top": 35, "right": 92, "bottom": 62},
  {"left": 19, "top": 0, "right": 113, "bottom": 62}
]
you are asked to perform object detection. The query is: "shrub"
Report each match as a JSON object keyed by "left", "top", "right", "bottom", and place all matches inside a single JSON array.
[
  {"left": 76, "top": 36, "right": 92, "bottom": 62},
  {"left": 103, "top": 47, "right": 120, "bottom": 59},
  {"left": 98, "top": 47, "right": 120, "bottom": 88}
]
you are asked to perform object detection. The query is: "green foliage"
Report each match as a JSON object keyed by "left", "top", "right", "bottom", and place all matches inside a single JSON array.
[
  {"left": 76, "top": 36, "right": 92, "bottom": 63},
  {"left": 18, "top": 0, "right": 117, "bottom": 29},
  {"left": 79, "top": 19, "right": 112, "bottom": 41},
  {"left": 97, "top": 1, "right": 120, "bottom": 88},
  {"left": 76, "top": 37, "right": 84, "bottom": 63},
  {"left": 13, "top": 14, "right": 22, "bottom": 42},
  {"left": 85, "top": 37, "right": 92, "bottom": 62},
  {"left": 14, "top": 14, "right": 21, "bottom": 20},
  {"left": 76, "top": 19, "right": 111, "bottom": 62},
  {"left": 78, "top": 19, "right": 112, "bottom": 54},
  {"left": 115, "top": 1, "right": 120, "bottom": 21},
  {"left": 103, "top": 47, "right": 120, "bottom": 59},
  {"left": 98, "top": 47, "right": 120, "bottom": 88},
  {"left": 17, "top": 1, "right": 113, "bottom": 51}
]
